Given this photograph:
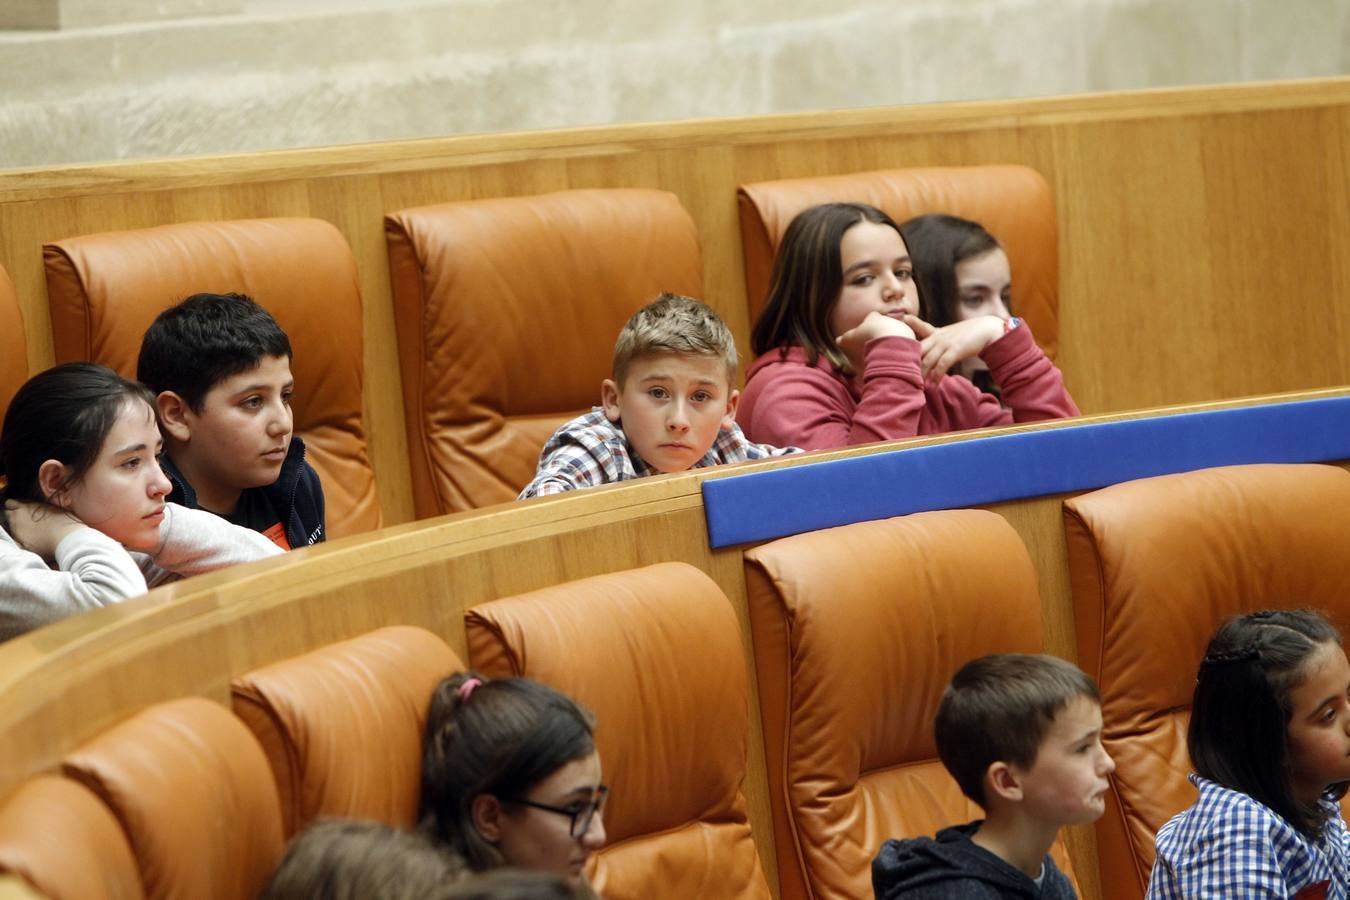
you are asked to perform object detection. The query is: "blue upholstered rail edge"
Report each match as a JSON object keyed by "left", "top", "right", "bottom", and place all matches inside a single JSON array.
[{"left": 701, "top": 396, "right": 1350, "bottom": 548}]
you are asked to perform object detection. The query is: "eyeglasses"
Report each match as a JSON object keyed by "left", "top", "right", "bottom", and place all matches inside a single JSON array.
[{"left": 502, "top": 784, "right": 609, "bottom": 838}]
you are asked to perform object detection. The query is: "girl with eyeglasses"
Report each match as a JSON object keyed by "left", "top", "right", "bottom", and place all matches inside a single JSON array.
[{"left": 419, "top": 672, "right": 608, "bottom": 894}]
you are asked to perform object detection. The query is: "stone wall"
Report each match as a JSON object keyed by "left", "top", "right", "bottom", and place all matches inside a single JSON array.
[{"left": 1, "top": 0, "right": 1346, "bottom": 168}]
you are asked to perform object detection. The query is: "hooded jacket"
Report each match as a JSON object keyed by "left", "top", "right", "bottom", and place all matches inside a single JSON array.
[
  {"left": 161, "top": 436, "right": 325, "bottom": 550},
  {"left": 872, "top": 822, "right": 1076, "bottom": 899}
]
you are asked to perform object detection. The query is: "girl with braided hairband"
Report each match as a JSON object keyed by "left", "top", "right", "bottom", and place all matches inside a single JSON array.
[
  {"left": 419, "top": 672, "right": 607, "bottom": 896},
  {"left": 1147, "top": 609, "right": 1350, "bottom": 898}
]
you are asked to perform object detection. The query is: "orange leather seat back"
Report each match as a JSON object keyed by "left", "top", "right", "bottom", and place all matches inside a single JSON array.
[
  {"left": 43, "top": 218, "right": 381, "bottom": 538},
  {"left": 1064, "top": 463, "right": 1350, "bottom": 900},
  {"left": 465, "top": 562, "right": 771, "bottom": 900},
  {"left": 0, "top": 775, "right": 144, "bottom": 900},
  {"left": 0, "top": 264, "right": 27, "bottom": 425},
  {"left": 61, "top": 697, "right": 285, "bottom": 900},
  {"left": 231, "top": 625, "right": 464, "bottom": 837},
  {"left": 745, "top": 509, "right": 1074, "bottom": 900},
  {"left": 385, "top": 189, "right": 704, "bottom": 515},
  {"left": 737, "top": 165, "right": 1058, "bottom": 357}
]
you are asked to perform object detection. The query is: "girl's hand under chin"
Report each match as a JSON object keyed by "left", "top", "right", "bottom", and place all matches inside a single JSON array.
[
  {"left": 904, "top": 314, "right": 1006, "bottom": 384},
  {"left": 4, "top": 500, "right": 86, "bottom": 561},
  {"left": 835, "top": 310, "right": 917, "bottom": 371}
]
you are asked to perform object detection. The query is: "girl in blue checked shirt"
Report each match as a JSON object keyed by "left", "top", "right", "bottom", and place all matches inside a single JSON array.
[{"left": 1147, "top": 609, "right": 1350, "bottom": 899}]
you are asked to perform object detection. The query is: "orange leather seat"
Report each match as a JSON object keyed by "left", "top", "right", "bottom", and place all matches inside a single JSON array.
[
  {"left": 385, "top": 189, "right": 704, "bottom": 515},
  {"left": 0, "top": 264, "right": 26, "bottom": 424},
  {"left": 737, "top": 165, "right": 1059, "bottom": 358},
  {"left": 1064, "top": 463, "right": 1350, "bottom": 900},
  {"left": 42, "top": 219, "right": 381, "bottom": 538},
  {"left": 465, "top": 562, "right": 772, "bottom": 899},
  {"left": 744, "top": 509, "right": 1076, "bottom": 900},
  {"left": 231, "top": 625, "right": 463, "bottom": 837},
  {"left": 60, "top": 697, "right": 285, "bottom": 900},
  {"left": 0, "top": 775, "right": 144, "bottom": 900}
]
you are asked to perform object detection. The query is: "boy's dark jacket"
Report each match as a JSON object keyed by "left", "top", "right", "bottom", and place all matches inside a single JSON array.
[
  {"left": 161, "top": 437, "right": 325, "bottom": 549},
  {"left": 872, "top": 822, "right": 1076, "bottom": 899}
]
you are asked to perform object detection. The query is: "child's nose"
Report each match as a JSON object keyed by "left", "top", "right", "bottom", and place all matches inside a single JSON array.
[
  {"left": 581, "top": 811, "right": 606, "bottom": 849},
  {"left": 667, "top": 402, "right": 690, "bottom": 431},
  {"left": 147, "top": 462, "right": 172, "bottom": 498}
]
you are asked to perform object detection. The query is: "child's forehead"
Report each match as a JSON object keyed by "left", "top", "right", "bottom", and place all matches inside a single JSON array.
[
  {"left": 207, "top": 354, "right": 294, "bottom": 395},
  {"left": 1043, "top": 694, "right": 1102, "bottom": 739},
  {"left": 624, "top": 351, "right": 732, "bottom": 385}
]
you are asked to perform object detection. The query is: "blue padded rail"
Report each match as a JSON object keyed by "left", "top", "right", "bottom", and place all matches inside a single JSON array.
[{"left": 702, "top": 396, "right": 1350, "bottom": 548}]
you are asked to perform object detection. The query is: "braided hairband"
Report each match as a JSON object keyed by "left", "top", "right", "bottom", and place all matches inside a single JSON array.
[{"left": 1200, "top": 641, "right": 1262, "bottom": 667}]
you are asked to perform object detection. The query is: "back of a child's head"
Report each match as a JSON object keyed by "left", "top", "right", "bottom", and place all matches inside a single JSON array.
[
  {"left": 1189, "top": 608, "right": 1341, "bottom": 835},
  {"left": 897, "top": 214, "right": 1002, "bottom": 327},
  {"left": 445, "top": 869, "right": 589, "bottom": 900},
  {"left": 611, "top": 293, "right": 736, "bottom": 386},
  {"left": 935, "top": 652, "right": 1100, "bottom": 806},
  {"left": 0, "top": 362, "right": 155, "bottom": 503},
  {"left": 419, "top": 672, "right": 596, "bottom": 870},
  {"left": 751, "top": 202, "right": 902, "bottom": 368},
  {"left": 137, "top": 292, "right": 291, "bottom": 411},
  {"left": 259, "top": 818, "right": 462, "bottom": 900}
]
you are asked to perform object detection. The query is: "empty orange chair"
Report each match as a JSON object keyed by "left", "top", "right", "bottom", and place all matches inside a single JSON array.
[
  {"left": 737, "top": 165, "right": 1059, "bottom": 358},
  {"left": 0, "top": 264, "right": 26, "bottom": 425},
  {"left": 61, "top": 697, "right": 285, "bottom": 900},
  {"left": 744, "top": 509, "right": 1076, "bottom": 900},
  {"left": 385, "top": 189, "right": 704, "bottom": 515},
  {"left": 0, "top": 775, "right": 144, "bottom": 900},
  {"left": 232, "top": 625, "right": 463, "bottom": 837},
  {"left": 465, "top": 562, "right": 771, "bottom": 899},
  {"left": 1065, "top": 463, "right": 1350, "bottom": 900},
  {"left": 43, "top": 219, "right": 381, "bottom": 538}
]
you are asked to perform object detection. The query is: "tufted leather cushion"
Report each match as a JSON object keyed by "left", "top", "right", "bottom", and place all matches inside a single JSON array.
[
  {"left": 231, "top": 625, "right": 463, "bottom": 837},
  {"left": 1064, "top": 463, "right": 1350, "bottom": 900},
  {"left": 61, "top": 697, "right": 285, "bottom": 900},
  {"left": 0, "top": 775, "right": 144, "bottom": 900},
  {"left": 465, "top": 562, "right": 771, "bottom": 900},
  {"left": 745, "top": 509, "right": 1075, "bottom": 900},
  {"left": 385, "top": 189, "right": 704, "bottom": 515},
  {"left": 737, "top": 165, "right": 1058, "bottom": 358},
  {"left": 0, "top": 264, "right": 26, "bottom": 426},
  {"left": 42, "top": 218, "right": 381, "bottom": 538}
]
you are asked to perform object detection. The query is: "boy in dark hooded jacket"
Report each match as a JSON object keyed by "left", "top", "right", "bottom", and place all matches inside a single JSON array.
[{"left": 872, "top": 654, "right": 1114, "bottom": 899}]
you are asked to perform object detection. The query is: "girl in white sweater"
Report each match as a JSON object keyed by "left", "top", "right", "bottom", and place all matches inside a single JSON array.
[{"left": 0, "top": 363, "right": 281, "bottom": 642}]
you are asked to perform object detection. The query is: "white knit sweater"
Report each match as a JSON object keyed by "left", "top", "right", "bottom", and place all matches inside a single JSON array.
[{"left": 0, "top": 502, "right": 282, "bottom": 642}]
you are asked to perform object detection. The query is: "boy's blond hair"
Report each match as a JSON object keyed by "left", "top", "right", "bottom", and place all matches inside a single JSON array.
[{"left": 612, "top": 293, "right": 738, "bottom": 386}]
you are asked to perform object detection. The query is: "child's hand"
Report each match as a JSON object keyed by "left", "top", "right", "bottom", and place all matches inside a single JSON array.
[
  {"left": 905, "top": 315, "right": 1005, "bottom": 384},
  {"left": 835, "top": 311, "right": 916, "bottom": 371},
  {"left": 4, "top": 500, "right": 86, "bottom": 561}
]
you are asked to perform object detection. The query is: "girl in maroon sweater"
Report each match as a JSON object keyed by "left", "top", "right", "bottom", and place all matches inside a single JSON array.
[{"left": 738, "top": 202, "right": 1077, "bottom": 451}]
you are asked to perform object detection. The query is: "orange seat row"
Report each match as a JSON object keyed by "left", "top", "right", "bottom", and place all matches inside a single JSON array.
[{"left": 3, "top": 461, "right": 1347, "bottom": 900}]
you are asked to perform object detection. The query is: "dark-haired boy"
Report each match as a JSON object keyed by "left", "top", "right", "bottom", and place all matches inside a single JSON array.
[
  {"left": 138, "top": 292, "right": 324, "bottom": 549},
  {"left": 872, "top": 653, "right": 1114, "bottom": 899}
]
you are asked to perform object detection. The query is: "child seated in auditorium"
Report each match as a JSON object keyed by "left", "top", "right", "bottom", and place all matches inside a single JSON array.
[
  {"left": 1147, "top": 609, "right": 1350, "bottom": 898},
  {"left": 518, "top": 293, "right": 796, "bottom": 498},
  {"left": 872, "top": 653, "right": 1113, "bottom": 899},
  {"left": 738, "top": 203, "right": 1077, "bottom": 451},
  {"left": 138, "top": 292, "right": 324, "bottom": 548},
  {"left": 419, "top": 672, "right": 606, "bottom": 897},
  {"left": 900, "top": 213, "right": 1019, "bottom": 397},
  {"left": 0, "top": 363, "right": 281, "bottom": 641}
]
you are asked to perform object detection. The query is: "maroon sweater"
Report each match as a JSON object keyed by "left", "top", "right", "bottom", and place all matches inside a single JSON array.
[{"left": 738, "top": 324, "right": 1078, "bottom": 451}]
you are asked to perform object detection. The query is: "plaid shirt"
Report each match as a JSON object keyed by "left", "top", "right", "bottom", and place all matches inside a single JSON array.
[
  {"left": 1147, "top": 774, "right": 1350, "bottom": 899},
  {"left": 519, "top": 408, "right": 798, "bottom": 499}
]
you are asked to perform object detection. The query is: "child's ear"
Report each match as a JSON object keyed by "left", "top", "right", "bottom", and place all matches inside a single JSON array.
[
  {"left": 37, "top": 460, "right": 72, "bottom": 508},
  {"left": 600, "top": 379, "right": 622, "bottom": 423},
  {"left": 984, "top": 761, "right": 1024, "bottom": 804},
  {"left": 721, "top": 389, "right": 740, "bottom": 431},
  {"left": 155, "top": 391, "right": 192, "bottom": 442},
  {"left": 470, "top": 793, "right": 503, "bottom": 843}
]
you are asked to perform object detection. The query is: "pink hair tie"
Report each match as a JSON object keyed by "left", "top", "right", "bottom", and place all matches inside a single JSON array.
[{"left": 458, "top": 677, "right": 483, "bottom": 702}]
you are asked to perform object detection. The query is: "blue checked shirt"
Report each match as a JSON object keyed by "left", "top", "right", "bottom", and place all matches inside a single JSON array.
[
  {"left": 1147, "top": 774, "right": 1350, "bottom": 899},
  {"left": 518, "top": 408, "right": 798, "bottom": 499}
]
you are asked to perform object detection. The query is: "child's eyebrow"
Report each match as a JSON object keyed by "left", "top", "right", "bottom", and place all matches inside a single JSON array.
[
  {"left": 843, "top": 255, "right": 910, "bottom": 276},
  {"left": 232, "top": 380, "right": 294, "bottom": 395},
  {"left": 111, "top": 442, "right": 151, "bottom": 456}
]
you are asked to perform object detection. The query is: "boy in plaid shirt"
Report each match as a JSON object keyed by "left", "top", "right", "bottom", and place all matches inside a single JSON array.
[{"left": 519, "top": 294, "right": 796, "bottom": 499}]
